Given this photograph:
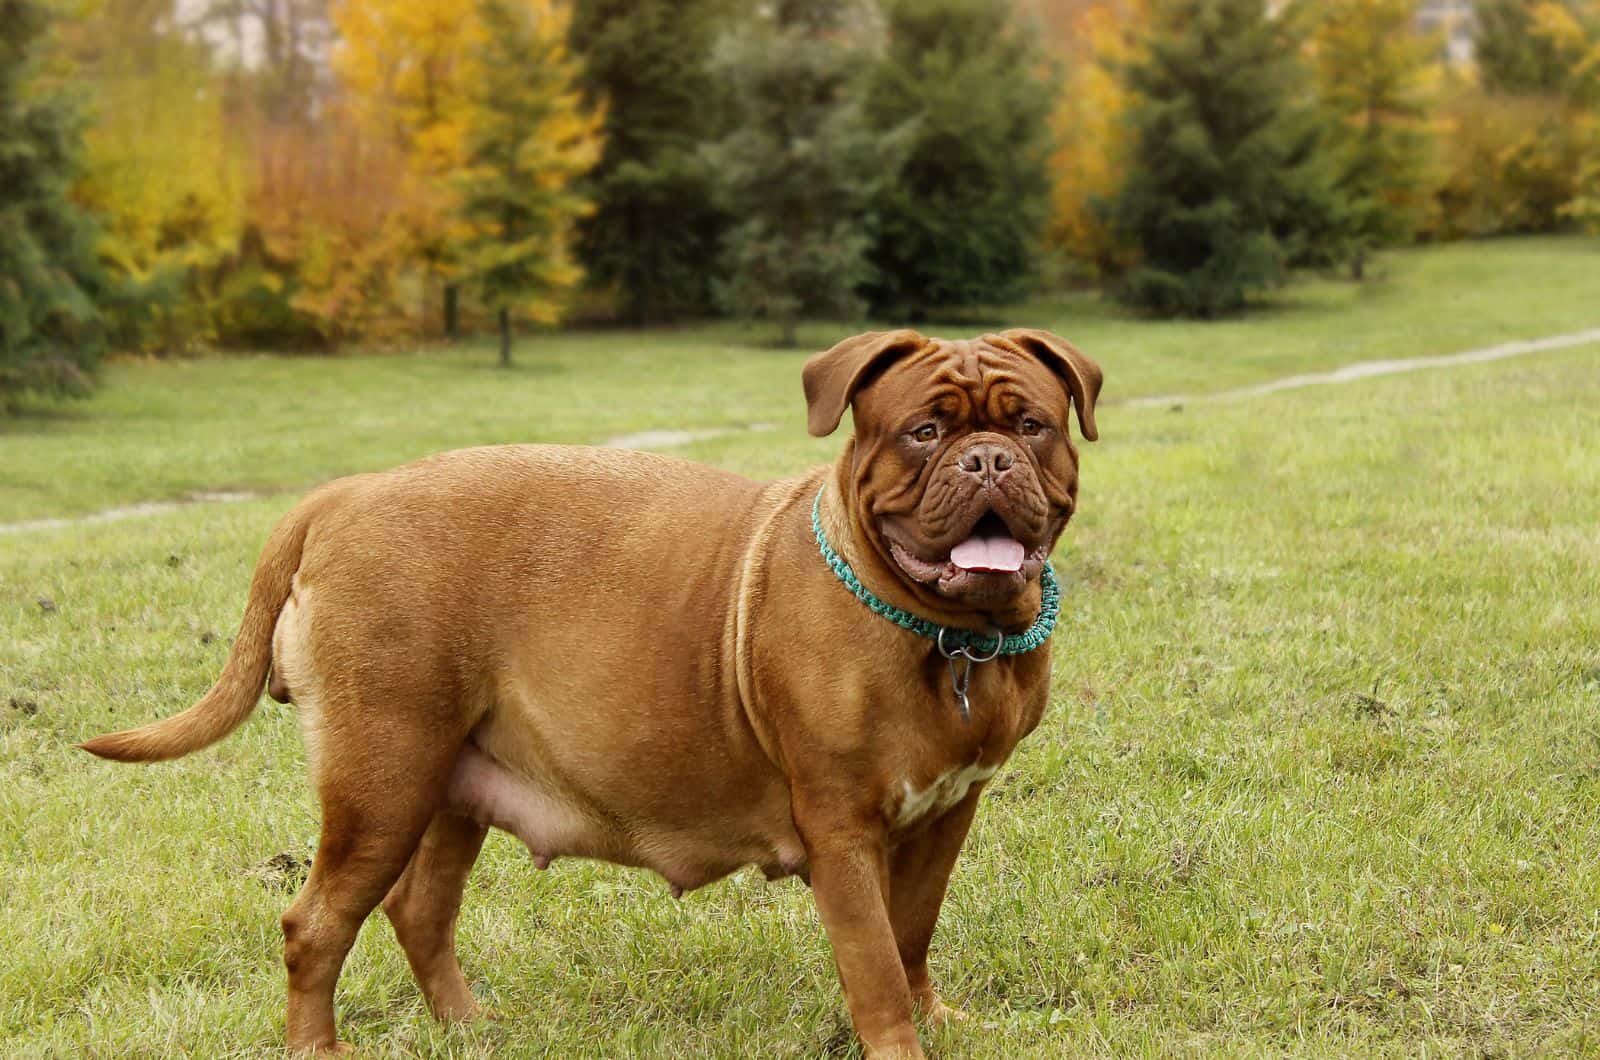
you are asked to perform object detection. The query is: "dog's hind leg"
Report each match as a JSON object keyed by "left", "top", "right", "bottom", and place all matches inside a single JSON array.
[
  {"left": 279, "top": 704, "right": 469, "bottom": 1054},
  {"left": 382, "top": 811, "right": 488, "bottom": 1021}
]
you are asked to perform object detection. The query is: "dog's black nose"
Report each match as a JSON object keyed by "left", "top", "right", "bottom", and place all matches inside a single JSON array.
[{"left": 959, "top": 443, "right": 1012, "bottom": 479}]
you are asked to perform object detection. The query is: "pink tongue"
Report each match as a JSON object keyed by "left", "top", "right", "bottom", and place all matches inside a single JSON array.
[{"left": 950, "top": 533, "right": 1025, "bottom": 573}]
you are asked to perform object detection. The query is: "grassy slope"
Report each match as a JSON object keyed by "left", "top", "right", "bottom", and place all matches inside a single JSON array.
[
  {"left": 2, "top": 236, "right": 1597, "bottom": 523},
  {"left": 3, "top": 239, "right": 1600, "bottom": 1056}
]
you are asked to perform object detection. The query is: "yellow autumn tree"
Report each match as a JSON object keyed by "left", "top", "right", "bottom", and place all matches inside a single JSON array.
[
  {"left": 1306, "top": 0, "right": 1442, "bottom": 246},
  {"left": 65, "top": 0, "right": 248, "bottom": 349},
  {"left": 1044, "top": 0, "right": 1144, "bottom": 278},
  {"left": 1432, "top": 0, "right": 1600, "bottom": 237},
  {"left": 1531, "top": 0, "right": 1600, "bottom": 231},
  {"left": 1527, "top": 0, "right": 1600, "bottom": 104},
  {"left": 332, "top": 0, "right": 477, "bottom": 335},
  {"left": 454, "top": 0, "right": 600, "bottom": 364}
]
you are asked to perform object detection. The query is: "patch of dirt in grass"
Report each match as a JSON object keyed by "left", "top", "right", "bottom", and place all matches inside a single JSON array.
[{"left": 247, "top": 850, "right": 311, "bottom": 892}]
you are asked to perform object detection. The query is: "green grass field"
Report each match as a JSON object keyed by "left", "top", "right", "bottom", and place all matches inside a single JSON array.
[
  {"left": 3, "top": 237, "right": 1600, "bottom": 1056},
  {"left": 3, "top": 235, "right": 1598, "bottom": 523}
]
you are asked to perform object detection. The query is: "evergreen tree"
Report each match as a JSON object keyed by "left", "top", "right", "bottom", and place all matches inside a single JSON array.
[
  {"left": 862, "top": 0, "right": 1054, "bottom": 316},
  {"left": 702, "top": 0, "right": 908, "bottom": 346},
  {"left": 569, "top": 0, "right": 731, "bottom": 323},
  {"left": 455, "top": 0, "right": 601, "bottom": 366},
  {"left": 1308, "top": 0, "right": 1439, "bottom": 267},
  {"left": 1108, "top": 0, "right": 1356, "bottom": 317},
  {"left": 0, "top": 0, "right": 109, "bottom": 407}
]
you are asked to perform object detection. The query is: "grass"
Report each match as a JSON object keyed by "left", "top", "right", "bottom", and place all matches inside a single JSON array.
[
  {"left": 3, "top": 236, "right": 1600, "bottom": 1056},
  {"left": 2, "top": 235, "right": 1598, "bottom": 522}
]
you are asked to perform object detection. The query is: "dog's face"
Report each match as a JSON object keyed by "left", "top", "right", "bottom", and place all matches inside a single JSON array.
[{"left": 804, "top": 329, "right": 1101, "bottom": 616}]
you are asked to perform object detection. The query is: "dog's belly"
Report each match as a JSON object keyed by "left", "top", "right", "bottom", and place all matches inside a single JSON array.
[{"left": 445, "top": 744, "right": 807, "bottom": 892}]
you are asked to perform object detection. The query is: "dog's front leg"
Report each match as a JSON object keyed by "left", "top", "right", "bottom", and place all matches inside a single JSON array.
[
  {"left": 799, "top": 806, "right": 924, "bottom": 1059},
  {"left": 889, "top": 790, "right": 982, "bottom": 1025}
]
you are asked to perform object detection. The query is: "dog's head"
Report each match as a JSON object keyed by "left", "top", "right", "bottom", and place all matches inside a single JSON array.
[{"left": 804, "top": 329, "right": 1101, "bottom": 625}]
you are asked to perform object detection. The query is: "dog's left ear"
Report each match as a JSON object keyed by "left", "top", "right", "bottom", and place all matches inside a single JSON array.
[
  {"left": 998, "top": 328, "right": 1103, "bottom": 442},
  {"left": 802, "top": 329, "right": 928, "bottom": 437}
]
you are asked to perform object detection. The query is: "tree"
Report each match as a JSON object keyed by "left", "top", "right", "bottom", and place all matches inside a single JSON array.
[
  {"left": 0, "top": 0, "right": 109, "bottom": 407},
  {"left": 245, "top": 105, "right": 416, "bottom": 348},
  {"left": 1474, "top": 0, "right": 1600, "bottom": 102},
  {"left": 862, "top": 0, "right": 1054, "bottom": 316},
  {"left": 703, "top": 0, "right": 906, "bottom": 346},
  {"left": 568, "top": 0, "right": 731, "bottom": 323},
  {"left": 1107, "top": 0, "right": 1356, "bottom": 317},
  {"left": 455, "top": 0, "right": 601, "bottom": 366},
  {"left": 1438, "top": 1, "right": 1600, "bottom": 237},
  {"left": 1431, "top": 85, "right": 1596, "bottom": 236},
  {"left": 1307, "top": 0, "right": 1441, "bottom": 271},
  {"left": 205, "top": 0, "right": 331, "bottom": 125},
  {"left": 1046, "top": 0, "right": 1145, "bottom": 279},
  {"left": 333, "top": 0, "right": 477, "bottom": 337},
  {"left": 65, "top": 0, "right": 248, "bottom": 352}
]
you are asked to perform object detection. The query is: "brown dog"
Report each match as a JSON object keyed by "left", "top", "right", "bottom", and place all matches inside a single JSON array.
[{"left": 81, "top": 328, "right": 1101, "bottom": 1058}]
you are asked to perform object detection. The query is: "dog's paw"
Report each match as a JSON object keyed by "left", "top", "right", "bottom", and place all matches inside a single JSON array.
[{"left": 918, "top": 996, "right": 969, "bottom": 1026}]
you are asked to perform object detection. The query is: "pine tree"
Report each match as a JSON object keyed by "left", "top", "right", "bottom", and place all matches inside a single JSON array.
[
  {"left": 0, "top": 0, "right": 109, "bottom": 408},
  {"left": 862, "top": 0, "right": 1054, "bottom": 316},
  {"left": 569, "top": 0, "right": 731, "bottom": 323},
  {"left": 454, "top": 0, "right": 601, "bottom": 366},
  {"left": 1108, "top": 0, "right": 1356, "bottom": 317},
  {"left": 1308, "top": 0, "right": 1439, "bottom": 266},
  {"left": 702, "top": 0, "right": 908, "bottom": 347}
]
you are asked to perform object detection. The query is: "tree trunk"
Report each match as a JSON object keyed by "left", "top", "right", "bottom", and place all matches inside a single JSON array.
[
  {"left": 779, "top": 316, "right": 798, "bottom": 348},
  {"left": 443, "top": 284, "right": 459, "bottom": 341},
  {"left": 1351, "top": 248, "right": 1367, "bottom": 282},
  {"left": 498, "top": 307, "right": 512, "bottom": 367}
]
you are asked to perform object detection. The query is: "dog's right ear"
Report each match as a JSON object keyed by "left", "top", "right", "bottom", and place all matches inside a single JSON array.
[{"left": 802, "top": 329, "right": 927, "bottom": 437}]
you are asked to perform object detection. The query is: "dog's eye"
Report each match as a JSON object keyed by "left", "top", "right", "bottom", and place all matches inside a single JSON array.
[
  {"left": 1020, "top": 418, "right": 1045, "bottom": 437},
  {"left": 910, "top": 424, "right": 938, "bottom": 443}
]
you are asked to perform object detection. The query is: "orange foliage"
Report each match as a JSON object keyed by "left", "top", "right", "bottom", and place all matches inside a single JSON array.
[
  {"left": 247, "top": 109, "right": 419, "bottom": 344},
  {"left": 1044, "top": 0, "right": 1143, "bottom": 277},
  {"left": 332, "top": 0, "right": 477, "bottom": 327}
]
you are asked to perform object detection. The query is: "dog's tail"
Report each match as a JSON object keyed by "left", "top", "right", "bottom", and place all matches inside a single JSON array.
[{"left": 78, "top": 498, "right": 315, "bottom": 763}]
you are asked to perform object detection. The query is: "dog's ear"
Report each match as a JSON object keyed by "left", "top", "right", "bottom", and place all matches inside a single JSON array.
[
  {"left": 997, "top": 328, "right": 1103, "bottom": 442},
  {"left": 801, "top": 329, "right": 927, "bottom": 437}
]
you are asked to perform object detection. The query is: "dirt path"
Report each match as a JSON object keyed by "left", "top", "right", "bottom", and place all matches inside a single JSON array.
[
  {"left": 0, "top": 491, "right": 259, "bottom": 536},
  {"left": 5, "top": 327, "right": 1597, "bottom": 535},
  {"left": 1126, "top": 326, "right": 1600, "bottom": 408}
]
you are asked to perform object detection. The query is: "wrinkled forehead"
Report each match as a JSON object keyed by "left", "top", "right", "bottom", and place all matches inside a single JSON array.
[{"left": 851, "top": 336, "right": 1069, "bottom": 425}]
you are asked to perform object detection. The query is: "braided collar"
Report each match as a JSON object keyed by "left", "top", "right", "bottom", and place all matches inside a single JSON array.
[{"left": 811, "top": 487, "right": 1060, "bottom": 657}]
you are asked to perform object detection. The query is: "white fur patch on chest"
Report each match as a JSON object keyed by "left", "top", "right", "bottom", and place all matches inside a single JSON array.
[{"left": 894, "top": 761, "right": 998, "bottom": 829}]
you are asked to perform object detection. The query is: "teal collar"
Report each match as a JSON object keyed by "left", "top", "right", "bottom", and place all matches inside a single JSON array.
[{"left": 811, "top": 487, "right": 1060, "bottom": 658}]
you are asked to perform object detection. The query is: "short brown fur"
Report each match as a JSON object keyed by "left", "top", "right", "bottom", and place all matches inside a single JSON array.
[{"left": 81, "top": 329, "right": 1101, "bottom": 1058}]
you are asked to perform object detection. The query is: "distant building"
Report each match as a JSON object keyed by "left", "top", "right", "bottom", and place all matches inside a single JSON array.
[{"left": 1418, "top": 0, "right": 1476, "bottom": 65}]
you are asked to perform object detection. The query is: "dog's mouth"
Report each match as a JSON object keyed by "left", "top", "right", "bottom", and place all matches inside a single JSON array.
[{"left": 882, "top": 510, "right": 1049, "bottom": 600}]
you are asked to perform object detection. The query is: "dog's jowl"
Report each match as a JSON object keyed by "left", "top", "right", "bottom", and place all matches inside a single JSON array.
[{"left": 82, "top": 328, "right": 1101, "bottom": 1059}]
